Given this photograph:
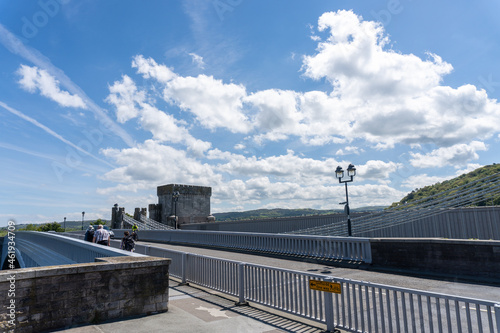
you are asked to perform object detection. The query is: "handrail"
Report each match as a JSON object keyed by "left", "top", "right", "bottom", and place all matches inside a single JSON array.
[
  {"left": 113, "top": 229, "right": 372, "bottom": 264},
  {"left": 5, "top": 232, "right": 144, "bottom": 268}
]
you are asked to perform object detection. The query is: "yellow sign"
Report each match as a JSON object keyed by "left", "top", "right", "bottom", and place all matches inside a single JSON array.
[{"left": 309, "top": 280, "right": 342, "bottom": 294}]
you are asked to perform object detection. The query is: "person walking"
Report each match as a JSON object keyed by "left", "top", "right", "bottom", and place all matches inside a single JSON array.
[
  {"left": 120, "top": 231, "right": 135, "bottom": 252},
  {"left": 84, "top": 225, "right": 94, "bottom": 242},
  {"left": 93, "top": 224, "right": 110, "bottom": 246}
]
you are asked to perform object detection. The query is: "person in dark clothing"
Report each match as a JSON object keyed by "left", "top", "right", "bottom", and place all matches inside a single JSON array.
[
  {"left": 120, "top": 231, "right": 135, "bottom": 252},
  {"left": 84, "top": 226, "right": 94, "bottom": 242}
]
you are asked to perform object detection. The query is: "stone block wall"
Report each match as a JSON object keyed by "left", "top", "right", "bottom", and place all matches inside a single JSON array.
[
  {"left": 0, "top": 256, "right": 170, "bottom": 332},
  {"left": 157, "top": 184, "right": 212, "bottom": 225}
]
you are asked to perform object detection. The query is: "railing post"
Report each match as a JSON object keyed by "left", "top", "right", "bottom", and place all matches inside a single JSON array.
[
  {"left": 324, "top": 277, "right": 336, "bottom": 333},
  {"left": 495, "top": 304, "right": 500, "bottom": 333},
  {"left": 235, "top": 262, "right": 248, "bottom": 306},
  {"left": 179, "top": 252, "right": 189, "bottom": 285},
  {"left": 364, "top": 240, "right": 372, "bottom": 264}
]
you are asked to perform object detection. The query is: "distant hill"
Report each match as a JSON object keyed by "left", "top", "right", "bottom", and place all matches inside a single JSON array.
[
  {"left": 213, "top": 207, "right": 384, "bottom": 222},
  {"left": 389, "top": 163, "right": 500, "bottom": 209}
]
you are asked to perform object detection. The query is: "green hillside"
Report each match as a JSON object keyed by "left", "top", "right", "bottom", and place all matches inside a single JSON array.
[
  {"left": 213, "top": 208, "right": 340, "bottom": 221},
  {"left": 389, "top": 163, "right": 500, "bottom": 209},
  {"left": 212, "top": 206, "right": 385, "bottom": 222}
]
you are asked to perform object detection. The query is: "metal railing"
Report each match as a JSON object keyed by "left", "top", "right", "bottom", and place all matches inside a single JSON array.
[
  {"left": 288, "top": 171, "right": 500, "bottom": 237},
  {"left": 5, "top": 232, "right": 144, "bottom": 268},
  {"left": 128, "top": 242, "right": 500, "bottom": 333},
  {"left": 113, "top": 229, "right": 372, "bottom": 264},
  {"left": 123, "top": 214, "right": 149, "bottom": 230},
  {"left": 122, "top": 214, "right": 173, "bottom": 230},
  {"left": 139, "top": 214, "right": 173, "bottom": 230}
]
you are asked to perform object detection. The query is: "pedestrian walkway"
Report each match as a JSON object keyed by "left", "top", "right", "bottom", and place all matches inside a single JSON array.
[
  {"left": 58, "top": 280, "right": 330, "bottom": 333},
  {"left": 138, "top": 241, "right": 500, "bottom": 302},
  {"left": 57, "top": 239, "right": 500, "bottom": 333}
]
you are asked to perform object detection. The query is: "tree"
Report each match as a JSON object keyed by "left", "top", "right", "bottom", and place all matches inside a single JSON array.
[
  {"left": 90, "top": 218, "right": 106, "bottom": 226},
  {"left": 38, "top": 222, "right": 64, "bottom": 232},
  {"left": 20, "top": 224, "right": 39, "bottom": 231}
]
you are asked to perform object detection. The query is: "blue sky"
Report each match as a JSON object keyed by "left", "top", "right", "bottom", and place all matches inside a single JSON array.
[{"left": 1, "top": 0, "right": 499, "bottom": 226}]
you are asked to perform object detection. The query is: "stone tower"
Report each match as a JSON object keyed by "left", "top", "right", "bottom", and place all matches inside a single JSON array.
[{"left": 157, "top": 184, "right": 212, "bottom": 225}]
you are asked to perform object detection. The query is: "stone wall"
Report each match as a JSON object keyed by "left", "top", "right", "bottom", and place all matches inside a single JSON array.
[
  {"left": 370, "top": 238, "right": 500, "bottom": 282},
  {"left": 0, "top": 256, "right": 170, "bottom": 332},
  {"left": 157, "top": 184, "right": 212, "bottom": 225}
]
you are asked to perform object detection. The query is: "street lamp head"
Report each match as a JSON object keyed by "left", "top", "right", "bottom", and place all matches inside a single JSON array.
[
  {"left": 335, "top": 166, "right": 344, "bottom": 179},
  {"left": 347, "top": 164, "right": 356, "bottom": 177}
]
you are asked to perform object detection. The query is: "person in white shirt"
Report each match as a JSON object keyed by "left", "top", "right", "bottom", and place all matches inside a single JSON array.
[{"left": 93, "top": 224, "right": 110, "bottom": 246}]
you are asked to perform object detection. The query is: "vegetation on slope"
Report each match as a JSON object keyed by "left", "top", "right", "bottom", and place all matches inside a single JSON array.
[
  {"left": 213, "top": 207, "right": 384, "bottom": 222},
  {"left": 388, "top": 163, "right": 500, "bottom": 209}
]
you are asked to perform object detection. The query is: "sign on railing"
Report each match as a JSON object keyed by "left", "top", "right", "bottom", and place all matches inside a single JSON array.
[{"left": 309, "top": 279, "right": 342, "bottom": 294}]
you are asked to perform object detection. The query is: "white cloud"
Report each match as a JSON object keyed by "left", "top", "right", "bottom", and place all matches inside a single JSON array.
[
  {"left": 336, "top": 146, "right": 363, "bottom": 155},
  {"left": 355, "top": 160, "right": 401, "bottom": 181},
  {"left": 409, "top": 141, "right": 487, "bottom": 168},
  {"left": 208, "top": 149, "right": 339, "bottom": 182},
  {"left": 17, "top": 65, "right": 86, "bottom": 108},
  {"left": 163, "top": 74, "right": 252, "bottom": 133},
  {"left": 99, "top": 139, "right": 219, "bottom": 188},
  {"left": 297, "top": 10, "right": 500, "bottom": 148},
  {"left": 401, "top": 174, "right": 449, "bottom": 190},
  {"left": 132, "top": 55, "right": 177, "bottom": 83},
  {"left": 302, "top": 10, "right": 452, "bottom": 97},
  {"left": 105, "top": 75, "right": 145, "bottom": 123},
  {"left": 189, "top": 52, "right": 205, "bottom": 69},
  {"left": 105, "top": 75, "right": 211, "bottom": 156}
]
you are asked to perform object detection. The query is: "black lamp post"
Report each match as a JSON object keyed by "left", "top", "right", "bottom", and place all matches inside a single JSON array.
[
  {"left": 172, "top": 191, "right": 180, "bottom": 229},
  {"left": 81, "top": 211, "right": 85, "bottom": 231},
  {"left": 63, "top": 217, "right": 66, "bottom": 232},
  {"left": 335, "top": 164, "right": 356, "bottom": 236}
]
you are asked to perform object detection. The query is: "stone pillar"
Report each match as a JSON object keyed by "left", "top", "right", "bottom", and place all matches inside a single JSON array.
[
  {"left": 148, "top": 204, "right": 162, "bottom": 222},
  {"left": 134, "top": 208, "right": 141, "bottom": 221},
  {"left": 111, "top": 204, "right": 118, "bottom": 228},
  {"left": 118, "top": 207, "right": 125, "bottom": 229}
]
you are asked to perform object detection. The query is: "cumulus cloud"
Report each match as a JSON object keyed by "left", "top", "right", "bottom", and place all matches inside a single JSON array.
[
  {"left": 302, "top": 10, "right": 452, "bottom": 97},
  {"left": 298, "top": 10, "right": 500, "bottom": 148},
  {"left": 17, "top": 65, "right": 86, "bottom": 108},
  {"left": 336, "top": 146, "right": 363, "bottom": 155},
  {"left": 409, "top": 141, "right": 487, "bottom": 168},
  {"left": 96, "top": 10, "right": 500, "bottom": 212},
  {"left": 105, "top": 75, "right": 145, "bottom": 123},
  {"left": 132, "top": 55, "right": 177, "bottom": 83},
  {"left": 105, "top": 75, "right": 211, "bottom": 155},
  {"left": 100, "top": 139, "right": 219, "bottom": 187},
  {"left": 163, "top": 74, "right": 251, "bottom": 133}
]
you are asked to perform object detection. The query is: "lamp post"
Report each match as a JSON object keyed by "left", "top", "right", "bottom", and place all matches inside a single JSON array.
[
  {"left": 81, "top": 211, "right": 85, "bottom": 231},
  {"left": 335, "top": 164, "right": 356, "bottom": 236},
  {"left": 172, "top": 191, "right": 180, "bottom": 229},
  {"left": 63, "top": 217, "right": 66, "bottom": 232}
]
